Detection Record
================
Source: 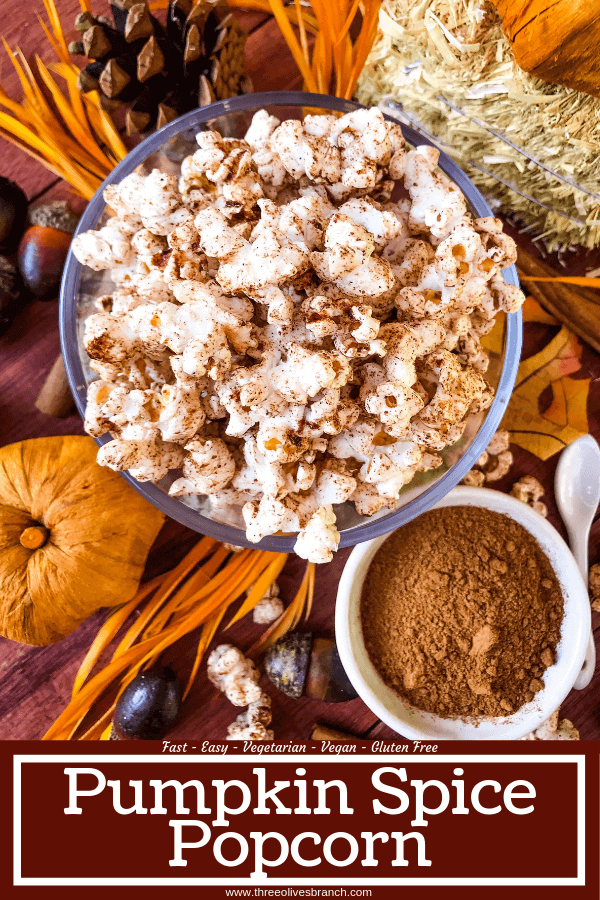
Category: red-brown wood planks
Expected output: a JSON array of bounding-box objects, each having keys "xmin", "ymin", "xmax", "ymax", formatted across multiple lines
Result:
[{"xmin": 0, "ymin": 1, "xmax": 599, "ymax": 743}]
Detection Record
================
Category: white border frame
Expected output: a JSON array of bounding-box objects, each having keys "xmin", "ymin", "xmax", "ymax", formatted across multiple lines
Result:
[{"xmin": 13, "ymin": 754, "xmax": 585, "ymax": 887}]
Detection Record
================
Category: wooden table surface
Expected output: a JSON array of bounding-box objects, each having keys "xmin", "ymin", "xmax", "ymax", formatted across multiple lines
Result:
[{"xmin": 1, "ymin": 0, "xmax": 599, "ymax": 743}]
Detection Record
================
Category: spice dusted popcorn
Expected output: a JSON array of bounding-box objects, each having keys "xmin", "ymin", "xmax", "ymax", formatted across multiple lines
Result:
[
  {"xmin": 226, "ymin": 693, "xmax": 274, "ymax": 741},
  {"xmin": 462, "ymin": 429, "xmax": 513, "ymax": 486},
  {"xmin": 590, "ymin": 564, "xmax": 600, "ymax": 612},
  {"xmin": 72, "ymin": 107, "xmax": 525, "ymax": 562},
  {"xmin": 252, "ymin": 581, "xmax": 284, "ymax": 625},
  {"xmin": 521, "ymin": 710, "xmax": 579, "ymax": 741},
  {"xmin": 207, "ymin": 644, "xmax": 263, "ymax": 707},
  {"xmin": 510, "ymin": 476, "xmax": 548, "ymax": 517},
  {"xmin": 207, "ymin": 643, "xmax": 274, "ymax": 741}
]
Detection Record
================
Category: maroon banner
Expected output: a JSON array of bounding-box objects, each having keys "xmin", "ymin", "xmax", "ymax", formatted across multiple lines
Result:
[{"xmin": 2, "ymin": 740, "xmax": 598, "ymax": 899}]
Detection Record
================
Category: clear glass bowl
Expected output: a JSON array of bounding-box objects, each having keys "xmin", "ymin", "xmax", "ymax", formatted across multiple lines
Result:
[{"xmin": 60, "ymin": 90, "xmax": 522, "ymax": 552}]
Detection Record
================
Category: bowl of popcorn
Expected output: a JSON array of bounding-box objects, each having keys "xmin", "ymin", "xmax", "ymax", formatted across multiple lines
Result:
[{"xmin": 60, "ymin": 90, "xmax": 524, "ymax": 563}]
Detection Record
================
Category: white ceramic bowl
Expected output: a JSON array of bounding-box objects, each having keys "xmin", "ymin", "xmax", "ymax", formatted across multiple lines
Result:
[{"xmin": 335, "ymin": 486, "xmax": 591, "ymax": 740}]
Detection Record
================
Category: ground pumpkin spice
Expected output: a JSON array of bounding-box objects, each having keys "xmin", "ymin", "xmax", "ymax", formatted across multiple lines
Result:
[{"xmin": 361, "ymin": 506, "xmax": 564, "ymax": 718}]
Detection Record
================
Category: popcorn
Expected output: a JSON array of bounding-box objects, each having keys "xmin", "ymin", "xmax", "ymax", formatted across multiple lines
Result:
[
  {"xmin": 294, "ymin": 505, "xmax": 340, "ymax": 564},
  {"xmin": 409, "ymin": 350, "xmax": 491, "ymax": 448},
  {"xmin": 338, "ymin": 197, "xmax": 405, "ymax": 251},
  {"xmin": 364, "ymin": 380, "xmax": 425, "ymax": 437},
  {"xmin": 463, "ymin": 430, "xmax": 513, "ymax": 486},
  {"xmin": 169, "ymin": 437, "xmax": 235, "ymax": 496},
  {"xmin": 302, "ymin": 294, "xmax": 384, "ymax": 359},
  {"xmin": 156, "ymin": 384, "xmax": 206, "ymax": 443},
  {"xmin": 313, "ymin": 459, "xmax": 357, "ymax": 506},
  {"xmin": 405, "ymin": 146, "xmax": 468, "ymax": 242},
  {"xmin": 589, "ymin": 563, "xmax": 600, "ymax": 612},
  {"xmin": 207, "ymin": 644, "xmax": 263, "ymax": 706},
  {"xmin": 75, "ymin": 107, "xmax": 525, "ymax": 561},
  {"xmin": 227, "ymin": 693, "xmax": 274, "ymax": 741},
  {"xmin": 270, "ymin": 343, "xmax": 351, "ymax": 404},
  {"xmin": 84, "ymin": 312, "xmax": 140, "ymax": 363},
  {"xmin": 138, "ymin": 170, "xmax": 193, "ymax": 235},
  {"xmin": 351, "ymin": 481, "xmax": 397, "ymax": 516},
  {"xmin": 97, "ymin": 436, "xmax": 184, "ymax": 482},
  {"xmin": 196, "ymin": 207, "xmax": 309, "ymax": 295},
  {"xmin": 72, "ymin": 218, "xmax": 135, "ymax": 272},
  {"xmin": 270, "ymin": 119, "xmax": 342, "ymax": 183},
  {"xmin": 510, "ymin": 475, "xmax": 548, "ymax": 517},
  {"xmin": 252, "ymin": 582, "xmax": 284, "ymax": 625},
  {"xmin": 312, "ymin": 216, "xmax": 395, "ymax": 296},
  {"xmin": 243, "ymin": 495, "xmax": 301, "ymax": 544},
  {"xmin": 330, "ymin": 108, "xmax": 391, "ymax": 190},
  {"xmin": 521, "ymin": 710, "xmax": 579, "ymax": 741}
]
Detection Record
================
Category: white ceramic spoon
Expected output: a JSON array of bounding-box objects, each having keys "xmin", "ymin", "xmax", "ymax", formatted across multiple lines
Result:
[{"xmin": 555, "ymin": 434, "xmax": 600, "ymax": 690}]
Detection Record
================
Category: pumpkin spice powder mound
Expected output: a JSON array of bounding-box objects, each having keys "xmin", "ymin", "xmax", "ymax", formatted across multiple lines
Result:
[{"xmin": 360, "ymin": 506, "xmax": 564, "ymax": 719}]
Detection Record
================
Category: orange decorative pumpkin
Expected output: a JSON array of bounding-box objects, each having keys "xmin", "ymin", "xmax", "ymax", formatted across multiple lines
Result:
[
  {"xmin": 0, "ymin": 436, "xmax": 164, "ymax": 645},
  {"xmin": 492, "ymin": 1, "xmax": 600, "ymax": 98}
]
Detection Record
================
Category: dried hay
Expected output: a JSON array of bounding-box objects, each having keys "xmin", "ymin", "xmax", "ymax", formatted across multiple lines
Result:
[{"xmin": 357, "ymin": 0, "xmax": 600, "ymax": 250}]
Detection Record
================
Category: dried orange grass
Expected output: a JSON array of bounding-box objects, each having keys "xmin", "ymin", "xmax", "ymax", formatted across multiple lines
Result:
[
  {"xmin": 0, "ymin": 0, "xmax": 126, "ymax": 199},
  {"xmin": 155, "ymin": 0, "xmax": 380, "ymax": 99},
  {"xmin": 43, "ymin": 538, "xmax": 314, "ymax": 741},
  {"xmin": 223, "ymin": 0, "xmax": 381, "ymax": 99},
  {"xmin": 519, "ymin": 275, "xmax": 600, "ymax": 288}
]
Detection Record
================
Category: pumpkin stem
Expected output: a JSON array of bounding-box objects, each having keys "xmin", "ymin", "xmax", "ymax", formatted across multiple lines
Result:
[{"xmin": 20, "ymin": 525, "xmax": 49, "ymax": 550}]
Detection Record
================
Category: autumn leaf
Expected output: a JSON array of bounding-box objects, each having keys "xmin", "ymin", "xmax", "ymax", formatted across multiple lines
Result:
[
  {"xmin": 501, "ymin": 326, "xmax": 590, "ymax": 460},
  {"xmin": 480, "ymin": 297, "xmax": 557, "ymax": 357},
  {"xmin": 522, "ymin": 296, "xmax": 557, "ymax": 326}
]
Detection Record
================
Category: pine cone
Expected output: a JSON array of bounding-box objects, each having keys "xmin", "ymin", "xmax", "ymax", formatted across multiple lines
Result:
[{"xmin": 70, "ymin": 0, "xmax": 252, "ymax": 136}]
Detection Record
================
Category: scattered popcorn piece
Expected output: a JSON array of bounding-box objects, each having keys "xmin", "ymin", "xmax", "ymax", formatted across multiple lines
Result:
[
  {"xmin": 227, "ymin": 692, "xmax": 274, "ymax": 741},
  {"xmin": 252, "ymin": 582, "xmax": 284, "ymax": 624},
  {"xmin": 510, "ymin": 475, "xmax": 548, "ymax": 517},
  {"xmin": 521, "ymin": 710, "xmax": 579, "ymax": 741},
  {"xmin": 462, "ymin": 469, "xmax": 486, "ymax": 488},
  {"xmin": 462, "ymin": 429, "xmax": 513, "ymax": 485},
  {"xmin": 589, "ymin": 563, "xmax": 600, "ymax": 612},
  {"xmin": 207, "ymin": 644, "xmax": 263, "ymax": 706}
]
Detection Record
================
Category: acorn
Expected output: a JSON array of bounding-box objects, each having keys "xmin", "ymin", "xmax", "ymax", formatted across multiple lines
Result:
[
  {"xmin": 0, "ymin": 177, "xmax": 28, "ymax": 253},
  {"xmin": 18, "ymin": 225, "xmax": 73, "ymax": 300},
  {"xmin": 265, "ymin": 632, "xmax": 358, "ymax": 702},
  {"xmin": 0, "ymin": 255, "xmax": 22, "ymax": 338},
  {"xmin": 112, "ymin": 667, "xmax": 181, "ymax": 740},
  {"xmin": 28, "ymin": 200, "xmax": 80, "ymax": 234}
]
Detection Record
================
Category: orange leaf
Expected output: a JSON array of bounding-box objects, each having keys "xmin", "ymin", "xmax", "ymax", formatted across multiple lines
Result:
[
  {"xmin": 521, "ymin": 296, "xmax": 557, "ymax": 326},
  {"xmin": 501, "ymin": 326, "xmax": 590, "ymax": 460},
  {"xmin": 544, "ymin": 377, "xmax": 591, "ymax": 432}
]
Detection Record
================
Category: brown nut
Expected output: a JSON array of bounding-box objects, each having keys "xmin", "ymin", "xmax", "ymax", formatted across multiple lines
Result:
[
  {"xmin": 0, "ymin": 255, "xmax": 22, "ymax": 337},
  {"xmin": 265, "ymin": 631, "xmax": 358, "ymax": 702},
  {"xmin": 28, "ymin": 200, "xmax": 80, "ymax": 235},
  {"xmin": 0, "ymin": 176, "xmax": 28, "ymax": 252},
  {"xmin": 18, "ymin": 225, "xmax": 72, "ymax": 300}
]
